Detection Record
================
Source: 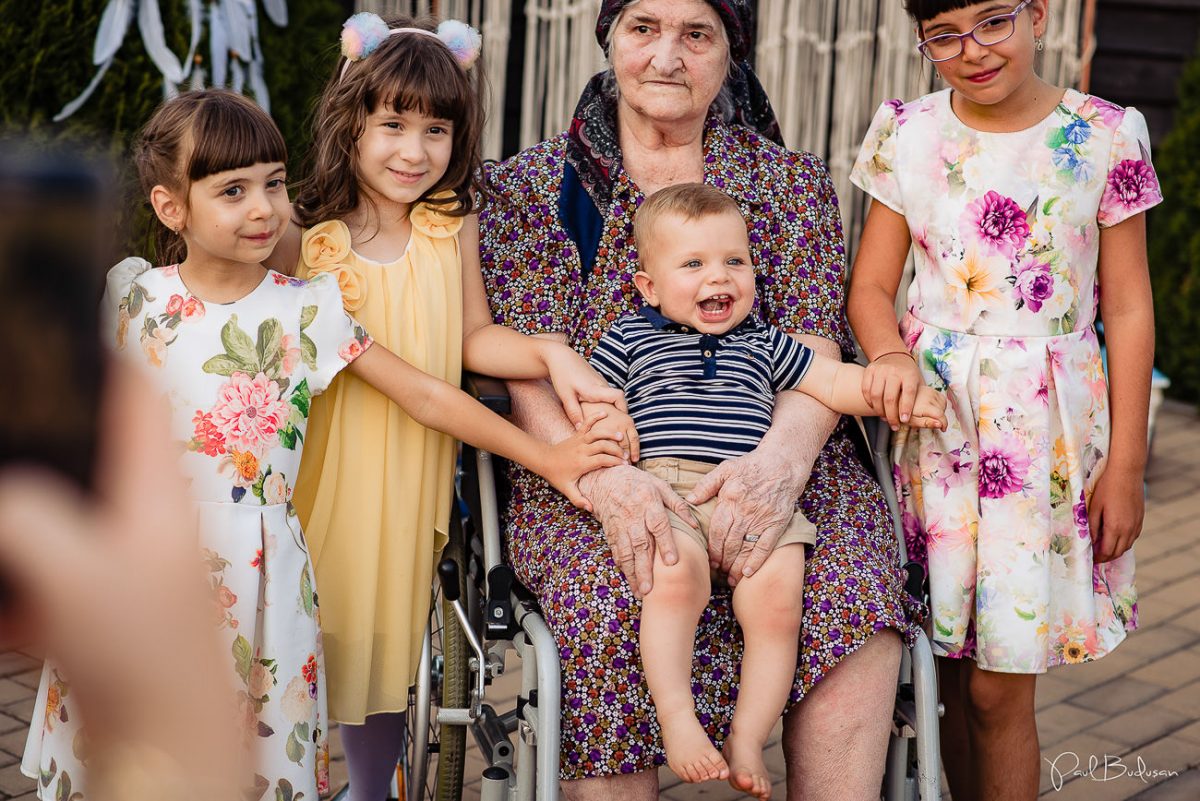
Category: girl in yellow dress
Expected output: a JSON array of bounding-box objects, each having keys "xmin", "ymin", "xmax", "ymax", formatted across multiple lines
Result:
[{"xmin": 270, "ymin": 14, "xmax": 630, "ymax": 798}]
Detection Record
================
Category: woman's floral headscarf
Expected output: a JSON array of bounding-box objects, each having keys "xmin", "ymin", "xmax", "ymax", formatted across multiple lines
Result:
[{"xmin": 566, "ymin": 0, "xmax": 783, "ymax": 208}]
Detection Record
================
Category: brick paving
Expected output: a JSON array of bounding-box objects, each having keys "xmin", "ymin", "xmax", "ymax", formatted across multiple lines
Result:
[{"xmin": 2, "ymin": 400, "xmax": 1198, "ymax": 799}]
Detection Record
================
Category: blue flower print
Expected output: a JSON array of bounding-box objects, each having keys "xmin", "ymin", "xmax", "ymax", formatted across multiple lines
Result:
[
  {"xmin": 923, "ymin": 331, "xmax": 960, "ymax": 389},
  {"xmin": 1052, "ymin": 146, "xmax": 1079, "ymax": 170},
  {"xmin": 1063, "ymin": 118, "xmax": 1092, "ymax": 144},
  {"xmin": 930, "ymin": 331, "xmax": 960, "ymax": 358},
  {"xmin": 1073, "ymin": 160, "xmax": 1096, "ymax": 184}
]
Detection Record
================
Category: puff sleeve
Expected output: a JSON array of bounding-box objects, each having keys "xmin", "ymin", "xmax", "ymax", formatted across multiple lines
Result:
[
  {"xmin": 102, "ymin": 257, "xmax": 153, "ymax": 353},
  {"xmin": 850, "ymin": 100, "xmax": 905, "ymax": 215},
  {"xmin": 299, "ymin": 272, "xmax": 374, "ymax": 396},
  {"xmin": 1098, "ymin": 106, "xmax": 1163, "ymax": 228}
]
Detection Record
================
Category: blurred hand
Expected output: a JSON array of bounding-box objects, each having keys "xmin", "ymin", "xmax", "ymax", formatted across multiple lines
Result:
[{"xmin": 0, "ymin": 363, "xmax": 245, "ymax": 800}]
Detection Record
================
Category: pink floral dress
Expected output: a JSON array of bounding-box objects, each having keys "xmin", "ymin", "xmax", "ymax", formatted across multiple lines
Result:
[
  {"xmin": 850, "ymin": 89, "xmax": 1162, "ymax": 673},
  {"xmin": 22, "ymin": 258, "xmax": 372, "ymax": 800}
]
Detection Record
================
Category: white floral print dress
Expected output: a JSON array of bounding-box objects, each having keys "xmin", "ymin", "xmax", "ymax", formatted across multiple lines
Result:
[
  {"xmin": 850, "ymin": 89, "xmax": 1162, "ymax": 673},
  {"xmin": 22, "ymin": 259, "xmax": 372, "ymax": 800}
]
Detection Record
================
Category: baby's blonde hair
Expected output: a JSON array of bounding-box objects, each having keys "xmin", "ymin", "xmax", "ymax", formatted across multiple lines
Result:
[{"xmin": 633, "ymin": 183, "xmax": 743, "ymax": 258}]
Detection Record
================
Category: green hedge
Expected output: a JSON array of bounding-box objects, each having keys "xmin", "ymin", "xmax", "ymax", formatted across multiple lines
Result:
[
  {"xmin": 1148, "ymin": 44, "xmax": 1200, "ymax": 404},
  {"xmin": 0, "ymin": 0, "xmax": 347, "ymax": 259}
]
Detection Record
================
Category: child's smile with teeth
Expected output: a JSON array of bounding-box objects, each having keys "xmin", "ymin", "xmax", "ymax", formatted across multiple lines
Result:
[{"xmin": 634, "ymin": 208, "xmax": 757, "ymax": 335}]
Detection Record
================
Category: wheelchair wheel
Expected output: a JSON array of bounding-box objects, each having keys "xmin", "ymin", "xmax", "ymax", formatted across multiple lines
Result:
[{"xmin": 403, "ymin": 512, "xmax": 470, "ymax": 801}]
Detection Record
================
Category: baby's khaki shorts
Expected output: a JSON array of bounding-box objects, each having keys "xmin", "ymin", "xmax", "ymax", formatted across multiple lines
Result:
[{"xmin": 638, "ymin": 456, "xmax": 816, "ymax": 552}]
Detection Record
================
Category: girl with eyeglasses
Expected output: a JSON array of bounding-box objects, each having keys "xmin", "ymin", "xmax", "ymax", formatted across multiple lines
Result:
[{"xmin": 847, "ymin": 1, "xmax": 1161, "ymax": 798}]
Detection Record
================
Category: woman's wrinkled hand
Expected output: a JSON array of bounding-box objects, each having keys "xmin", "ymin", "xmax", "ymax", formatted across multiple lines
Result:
[
  {"xmin": 863, "ymin": 351, "xmax": 926, "ymax": 431},
  {"xmin": 578, "ymin": 464, "xmax": 695, "ymax": 599},
  {"xmin": 686, "ymin": 448, "xmax": 807, "ymax": 587}
]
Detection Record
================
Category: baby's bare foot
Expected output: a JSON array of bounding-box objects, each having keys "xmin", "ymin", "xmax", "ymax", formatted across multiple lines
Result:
[
  {"xmin": 659, "ymin": 710, "xmax": 729, "ymax": 783},
  {"xmin": 724, "ymin": 734, "xmax": 772, "ymax": 800}
]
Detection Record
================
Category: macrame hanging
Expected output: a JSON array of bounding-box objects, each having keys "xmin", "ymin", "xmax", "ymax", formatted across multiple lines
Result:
[{"xmin": 56, "ymin": 0, "xmax": 289, "ymax": 122}]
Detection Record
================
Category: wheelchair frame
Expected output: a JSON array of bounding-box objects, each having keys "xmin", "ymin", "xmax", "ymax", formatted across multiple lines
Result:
[{"xmin": 404, "ymin": 378, "xmax": 942, "ymax": 801}]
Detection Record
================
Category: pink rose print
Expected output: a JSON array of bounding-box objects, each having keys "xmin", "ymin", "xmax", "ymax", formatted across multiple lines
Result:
[
  {"xmin": 978, "ymin": 436, "xmax": 1031, "ymax": 499},
  {"xmin": 209, "ymin": 372, "xmax": 290, "ymax": 457},
  {"xmin": 166, "ymin": 294, "xmax": 184, "ymax": 315},
  {"xmin": 962, "ymin": 190, "xmax": 1030, "ymax": 258},
  {"xmin": 181, "ymin": 296, "xmax": 206, "ymax": 321},
  {"xmin": 339, "ymin": 339, "xmax": 366, "ymax": 362},
  {"xmin": 1010, "ymin": 258, "xmax": 1054, "ymax": 312},
  {"xmin": 281, "ymin": 334, "xmax": 301, "ymax": 377},
  {"xmin": 1102, "ymin": 159, "xmax": 1159, "ymax": 213}
]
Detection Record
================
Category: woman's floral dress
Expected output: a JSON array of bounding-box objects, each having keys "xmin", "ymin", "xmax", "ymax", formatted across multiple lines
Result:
[
  {"xmin": 850, "ymin": 89, "xmax": 1162, "ymax": 672},
  {"xmin": 22, "ymin": 259, "xmax": 372, "ymax": 800},
  {"xmin": 480, "ymin": 118, "xmax": 922, "ymax": 779}
]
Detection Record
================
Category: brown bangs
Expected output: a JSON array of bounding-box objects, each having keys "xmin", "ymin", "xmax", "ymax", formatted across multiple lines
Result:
[
  {"xmin": 370, "ymin": 34, "xmax": 471, "ymax": 124},
  {"xmin": 186, "ymin": 92, "xmax": 288, "ymax": 182},
  {"xmin": 134, "ymin": 90, "xmax": 289, "ymax": 264}
]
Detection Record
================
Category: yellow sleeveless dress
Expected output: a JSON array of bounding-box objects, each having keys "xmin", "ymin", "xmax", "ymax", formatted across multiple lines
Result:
[{"xmin": 294, "ymin": 204, "xmax": 462, "ymax": 723}]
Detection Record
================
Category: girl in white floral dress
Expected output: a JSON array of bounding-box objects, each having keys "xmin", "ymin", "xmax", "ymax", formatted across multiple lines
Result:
[
  {"xmin": 846, "ymin": 1, "xmax": 1161, "ymax": 798},
  {"xmin": 21, "ymin": 90, "xmax": 623, "ymax": 801}
]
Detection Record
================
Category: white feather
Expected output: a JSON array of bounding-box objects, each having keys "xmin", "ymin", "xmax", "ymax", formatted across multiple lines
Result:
[
  {"xmin": 222, "ymin": 0, "xmax": 252, "ymax": 59},
  {"xmin": 138, "ymin": 0, "xmax": 184, "ymax": 83},
  {"xmin": 181, "ymin": 0, "xmax": 203, "ymax": 78},
  {"xmin": 249, "ymin": 57, "xmax": 270, "ymax": 114},
  {"xmin": 261, "ymin": 0, "xmax": 287, "ymax": 28},
  {"xmin": 92, "ymin": 0, "xmax": 133, "ymax": 66},
  {"xmin": 190, "ymin": 63, "xmax": 206, "ymax": 91},
  {"xmin": 54, "ymin": 58, "xmax": 115, "ymax": 121},
  {"xmin": 164, "ymin": 79, "xmax": 179, "ymax": 100},
  {"xmin": 209, "ymin": 1, "xmax": 228, "ymax": 87},
  {"xmin": 230, "ymin": 58, "xmax": 245, "ymax": 93}
]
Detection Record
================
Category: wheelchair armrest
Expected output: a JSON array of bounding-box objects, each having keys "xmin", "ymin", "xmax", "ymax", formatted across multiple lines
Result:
[{"xmin": 464, "ymin": 371, "xmax": 512, "ymax": 416}]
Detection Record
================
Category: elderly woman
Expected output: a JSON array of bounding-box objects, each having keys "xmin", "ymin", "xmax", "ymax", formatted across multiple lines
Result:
[{"xmin": 478, "ymin": 1, "xmax": 921, "ymax": 798}]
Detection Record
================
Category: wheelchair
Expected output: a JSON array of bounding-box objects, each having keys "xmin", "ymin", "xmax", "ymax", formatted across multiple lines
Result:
[{"xmin": 398, "ymin": 376, "xmax": 943, "ymax": 801}]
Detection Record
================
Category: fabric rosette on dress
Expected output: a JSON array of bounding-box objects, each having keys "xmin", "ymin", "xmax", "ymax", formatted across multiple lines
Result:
[{"xmin": 303, "ymin": 221, "xmax": 365, "ymax": 312}]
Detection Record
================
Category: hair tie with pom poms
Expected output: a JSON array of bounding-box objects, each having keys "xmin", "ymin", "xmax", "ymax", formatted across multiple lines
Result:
[
  {"xmin": 434, "ymin": 20, "xmax": 482, "ymax": 70},
  {"xmin": 339, "ymin": 12, "xmax": 481, "ymax": 80}
]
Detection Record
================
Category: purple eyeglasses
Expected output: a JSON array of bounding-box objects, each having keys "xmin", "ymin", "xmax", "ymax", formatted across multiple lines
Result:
[{"xmin": 917, "ymin": 0, "xmax": 1032, "ymax": 63}]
